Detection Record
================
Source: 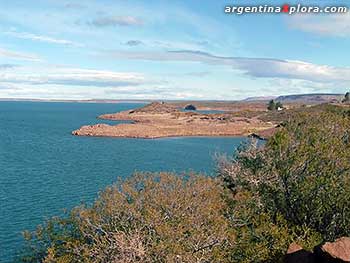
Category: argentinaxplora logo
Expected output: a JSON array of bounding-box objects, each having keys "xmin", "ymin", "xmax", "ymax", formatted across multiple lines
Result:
[{"xmin": 224, "ymin": 4, "xmax": 348, "ymax": 15}]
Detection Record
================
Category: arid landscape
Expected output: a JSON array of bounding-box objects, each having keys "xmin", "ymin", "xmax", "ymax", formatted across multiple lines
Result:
[
  {"xmin": 72, "ymin": 101, "xmax": 277, "ymax": 139},
  {"xmin": 72, "ymin": 94, "xmax": 345, "ymax": 139}
]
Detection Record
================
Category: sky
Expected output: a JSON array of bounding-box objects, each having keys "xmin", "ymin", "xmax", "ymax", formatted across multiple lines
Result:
[{"xmin": 0, "ymin": 0, "xmax": 350, "ymax": 100}]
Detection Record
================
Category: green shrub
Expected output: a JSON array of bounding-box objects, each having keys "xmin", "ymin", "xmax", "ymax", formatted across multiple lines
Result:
[
  {"xmin": 267, "ymin": 100, "xmax": 276, "ymax": 111},
  {"xmin": 342, "ymin": 92, "xmax": 350, "ymax": 103},
  {"xmin": 218, "ymin": 105, "xmax": 350, "ymax": 261},
  {"xmin": 20, "ymin": 173, "xmax": 235, "ymax": 263}
]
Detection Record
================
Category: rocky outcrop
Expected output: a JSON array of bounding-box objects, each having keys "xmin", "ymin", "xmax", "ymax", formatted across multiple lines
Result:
[
  {"xmin": 284, "ymin": 237, "xmax": 350, "ymax": 263},
  {"xmin": 316, "ymin": 237, "xmax": 350, "ymax": 262},
  {"xmin": 72, "ymin": 124, "xmax": 112, "ymax": 137}
]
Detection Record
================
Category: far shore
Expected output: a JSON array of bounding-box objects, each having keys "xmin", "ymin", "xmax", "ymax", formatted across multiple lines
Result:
[
  {"xmin": 72, "ymin": 101, "xmax": 278, "ymax": 139},
  {"xmin": 0, "ymin": 98, "xmax": 151, "ymax": 104}
]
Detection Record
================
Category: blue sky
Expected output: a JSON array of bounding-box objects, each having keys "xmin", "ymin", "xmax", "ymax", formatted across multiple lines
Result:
[{"xmin": 0, "ymin": 0, "xmax": 350, "ymax": 100}]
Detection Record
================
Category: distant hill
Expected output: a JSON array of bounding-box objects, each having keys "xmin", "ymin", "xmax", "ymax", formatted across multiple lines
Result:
[
  {"xmin": 275, "ymin": 93, "xmax": 343, "ymax": 104},
  {"xmin": 242, "ymin": 96, "xmax": 277, "ymax": 102}
]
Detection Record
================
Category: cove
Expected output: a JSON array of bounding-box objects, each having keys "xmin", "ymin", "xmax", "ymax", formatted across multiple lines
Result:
[{"xmin": 0, "ymin": 101, "xmax": 246, "ymax": 262}]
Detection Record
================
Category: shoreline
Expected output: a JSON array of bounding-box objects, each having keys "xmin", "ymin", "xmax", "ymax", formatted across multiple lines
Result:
[
  {"xmin": 72, "ymin": 102, "xmax": 277, "ymax": 139},
  {"xmin": 73, "ymin": 132, "xmax": 252, "ymax": 140}
]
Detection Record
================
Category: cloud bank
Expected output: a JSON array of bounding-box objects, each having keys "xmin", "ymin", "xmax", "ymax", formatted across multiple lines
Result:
[
  {"xmin": 108, "ymin": 50, "xmax": 350, "ymax": 83},
  {"xmin": 0, "ymin": 68, "xmax": 147, "ymax": 87}
]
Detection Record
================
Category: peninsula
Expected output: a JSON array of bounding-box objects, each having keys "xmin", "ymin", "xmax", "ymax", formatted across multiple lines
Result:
[{"xmin": 72, "ymin": 101, "xmax": 278, "ymax": 139}]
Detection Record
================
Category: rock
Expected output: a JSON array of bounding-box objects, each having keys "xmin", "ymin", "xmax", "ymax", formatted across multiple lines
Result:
[
  {"xmin": 284, "ymin": 238, "xmax": 350, "ymax": 263},
  {"xmin": 288, "ymin": 243, "xmax": 304, "ymax": 254},
  {"xmin": 184, "ymin": 104, "xmax": 196, "ymax": 111},
  {"xmin": 249, "ymin": 133, "xmax": 266, "ymax": 140},
  {"xmin": 315, "ymin": 237, "xmax": 350, "ymax": 262},
  {"xmin": 284, "ymin": 243, "xmax": 315, "ymax": 263}
]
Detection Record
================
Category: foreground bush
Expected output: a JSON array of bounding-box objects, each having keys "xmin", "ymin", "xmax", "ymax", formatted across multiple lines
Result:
[
  {"xmin": 218, "ymin": 105, "xmax": 350, "ymax": 261},
  {"xmin": 21, "ymin": 173, "xmax": 235, "ymax": 263}
]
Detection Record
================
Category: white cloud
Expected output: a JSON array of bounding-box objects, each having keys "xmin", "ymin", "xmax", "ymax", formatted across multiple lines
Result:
[
  {"xmin": 0, "ymin": 47, "xmax": 42, "ymax": 61},
  {"xmin": 0, "ymin": 66, "xmax": 171, "ymax": 100},
  {"xmin": 0, "ymin": 63, "xmax": 225, "ymax": 100},
  {"xmin": 4, "ymin": 31, "xmax": 83, "ymax": 47},
  {"xmin": 0, "ymin": 67, "xmax": 147, "ymax": 87},
  {"xmin": 287, "ymin": 13, "xmax": 350, "ymax": 37},
  {"xmin": 90, "ymin": 16, "xmax": 144, "ymax": 27},
  {"xmin": 107, "ymin": 50, "xmax": 350, "ymax": 83}
]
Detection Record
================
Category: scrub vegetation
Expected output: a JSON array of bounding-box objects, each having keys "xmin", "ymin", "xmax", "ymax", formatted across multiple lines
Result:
[{"xmin": 20, "ymin": 104, "xmax": 350, "ymax": 262}]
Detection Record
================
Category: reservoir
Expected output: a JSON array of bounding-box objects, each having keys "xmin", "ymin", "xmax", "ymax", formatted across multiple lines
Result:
[{"xmin": 0, "ymin": 101, "xmax": 245, "ymax": 262}]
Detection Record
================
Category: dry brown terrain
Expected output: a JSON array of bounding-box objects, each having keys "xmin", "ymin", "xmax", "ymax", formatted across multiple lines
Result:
[{"xmin": 72, "ymin": 102, "xmax": 278, "ymax": 139}]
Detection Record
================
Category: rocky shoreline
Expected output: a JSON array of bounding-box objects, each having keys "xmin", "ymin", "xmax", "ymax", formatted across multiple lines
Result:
[{"xmin": 72, "ymin": 102, "xmax": 277, "ymax": 139}]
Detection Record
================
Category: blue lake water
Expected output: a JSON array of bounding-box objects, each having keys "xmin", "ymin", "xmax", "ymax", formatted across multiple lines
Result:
[{"xmin": 0, "ymin": 102, "xmax": 245, "ymax": 262}]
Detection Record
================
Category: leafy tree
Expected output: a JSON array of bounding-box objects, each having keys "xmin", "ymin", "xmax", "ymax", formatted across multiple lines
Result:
[
  {"xmin": 267, "ymin": 100, "xmax": 283, "ymax": 111},
  {"xmin": 267, "ymin": 99, "xmax": 276, "ymax": 111}
]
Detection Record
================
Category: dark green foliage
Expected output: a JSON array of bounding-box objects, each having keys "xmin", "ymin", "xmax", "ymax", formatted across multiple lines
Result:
[
  {"xmin": 267, "ymin": 99, "xmax": 276, "ymax": 111},
  {"xmin": 267, "ymin": 100, "xmax": 283, "ymax": 111},
  {"xmin": 219, "ymin": 104, "xmax": 350, "ymax": 261},
  {"xmin": 263, "ymin": 112, "xmax": 350, "ymax": 239}
]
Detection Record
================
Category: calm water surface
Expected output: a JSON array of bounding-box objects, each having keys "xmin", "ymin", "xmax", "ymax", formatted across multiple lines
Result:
[{"xmin": 0, "ymin": 102, "xmax": 245, "ymax": 262}]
